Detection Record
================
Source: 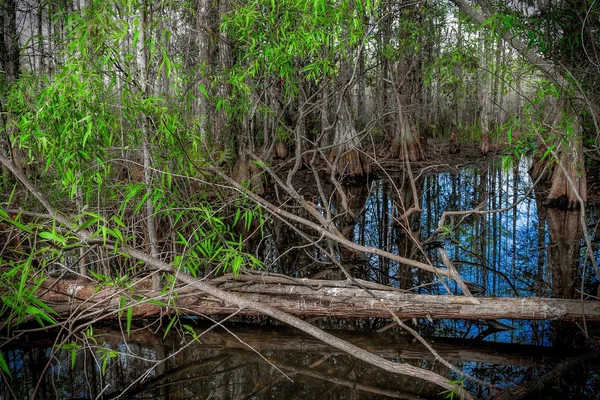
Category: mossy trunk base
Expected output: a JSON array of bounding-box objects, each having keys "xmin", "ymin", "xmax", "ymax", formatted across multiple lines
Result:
[
  {"xmin": 330, "ymin": 148, "xmax": 370, "ymax": 183},
  {"xmin": 233, "ymin": 156, "xmax": 264, "ymax": 195}
]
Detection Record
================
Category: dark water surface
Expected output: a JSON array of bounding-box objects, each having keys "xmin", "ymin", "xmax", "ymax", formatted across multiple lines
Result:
[{"xmin": 2, "ymin": 160, "xmax": 599, "ymax": 399}]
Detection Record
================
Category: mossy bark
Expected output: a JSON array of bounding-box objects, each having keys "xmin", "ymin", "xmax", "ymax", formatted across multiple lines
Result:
[
  {"xmin": 532, "ymin": 107, "xmax": 587, "ymax": 210},
  {"xmin": 233, "ymin": 152, "xmax": 264, "ymax": 195},
  {"xmin": 330, "ymin": 97, "xmax": 369, "ymax": 182},
  {"xmin": 545, "ymin": 136, "xmax": 587, "ymax": 210}
]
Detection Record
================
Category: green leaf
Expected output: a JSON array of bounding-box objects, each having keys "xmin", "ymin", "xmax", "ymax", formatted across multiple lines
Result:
[
  {"xmin": 0, "ymin": 211, "xmax": 33, "ymax": 234},
  {"xmin": 118, "ymin": 297, "xmax": 126, "ymax": 318},
  {"xmin": 147, "ymin": 299, "xmax": 168, "ymax": 307},
  {"xmin": 101, "ymin": 352, "xmax": 110, "ymax": 374},
  {"xmin": 39, "ymin": 231, "xmax": 67, "ymax": 246},
  {"xmin": 126, "ymin": 306, "xmax": 132, "ymax": 336},
  {"xmin": 25, "ymin": 306, "xmax": 55, "ymax": 325},
  {"xmin": 163, "ymin": 316, "xmax": 177, "ymax": 338},
  {"xmin": 0, "ymin": 352, "xmax": 11, "ymax": 377},
  {"xmin": 71, "ymin": 346, "xmax": 79, "ymax": 368},
  {"xmin": 183, "ymin": 324, "xmax": 201, "ymax": 343},
  {"xmin": 29, "ymin": 295, "xmax": 58, "ymax": 316}
]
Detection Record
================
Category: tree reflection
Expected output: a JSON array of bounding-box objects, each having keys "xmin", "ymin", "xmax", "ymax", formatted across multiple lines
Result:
[{"xmin": 2, "ymin": 325, "xmax": 598, "ymax": 399}]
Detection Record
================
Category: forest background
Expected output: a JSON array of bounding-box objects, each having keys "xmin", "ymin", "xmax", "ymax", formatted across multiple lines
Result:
[{"xmin": 0, "ymin": 0, "xmax": 599, "ymax": 398}]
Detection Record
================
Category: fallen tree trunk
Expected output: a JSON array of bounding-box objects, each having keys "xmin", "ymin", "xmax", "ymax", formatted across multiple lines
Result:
[{"xmin": 38, "ymin": 275, "xmax": 600, "ymax": 322}]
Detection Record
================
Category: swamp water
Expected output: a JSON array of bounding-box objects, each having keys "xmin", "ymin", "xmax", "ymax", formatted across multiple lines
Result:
[{"xmin": 2, "ymin": 160, "xmax": 599, "ymax": 399}]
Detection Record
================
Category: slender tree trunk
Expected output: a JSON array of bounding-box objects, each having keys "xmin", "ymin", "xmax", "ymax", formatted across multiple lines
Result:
[
  {"xmin": 139, "ymin": 0, "xmax": 160, "ymax": 290},
  {"xmin": 0, "ymin": 0, "xmax": 19, "ymax": 183},
  {"xmin": 479, "ymin": 32, "xmax": 492, "ymax": 155},
  {"xmin": 215, "ymin": 0, "xmax": 231, "ymax": 145},
  {"xmin": 320, "ymin": 79, "xmax": 331, "ymax": 148},
  {"xmin": 195, "ymin": 0, "xmax": 211, "ymax": 136},
  {"xmin": 0, "ymin": 0, "xmax": 19, "ymax": 86}
]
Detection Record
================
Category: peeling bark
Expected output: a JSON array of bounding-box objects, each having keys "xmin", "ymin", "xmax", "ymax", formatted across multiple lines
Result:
[{"xmin": 36, "ymin": 276, "xmax": 600, "ymax": 322}]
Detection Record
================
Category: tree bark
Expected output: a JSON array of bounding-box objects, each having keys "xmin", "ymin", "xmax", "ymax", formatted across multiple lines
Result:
[
  {"xmin": 330, "ymin": 93, "xmax": 368, "ymax": 181},
  {"xmin": 546, "ymin": 209, "xmax": 583, "ymax": 299},
  {"xmin": 215, "ymin": 0, "xmax": 231, "ymax": 145},
  {"xmin": 139, "ymin": 0, "xmax": 160, "ymax": 290},
  {"xmin": 0, "ymin": 0, "xmax": 20, "ymax": 86},
  {"xmin": 545, "ymin": 121, "xmax": 587, "ymax": 210},
  {"xmin": 38, "ymin": 276, "xmax": 600, "ymax": 321},
  {"xmin": 195, "ymin": 0, "xmax": 211, "ymax": 137}
]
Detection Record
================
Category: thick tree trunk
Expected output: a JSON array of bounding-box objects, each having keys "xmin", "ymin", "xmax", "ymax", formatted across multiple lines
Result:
[
  {"xmin": 546, "ymin": 209, "xmax": 582, "ymax": 299},
  {"xmin": 328, "ymin": 33, "xmax": 369, "ymax": 182},
  {"xmin": 233, "ymin": 103, "xmax": 264, "ymax": 194},
  {"xmin": 330, "ymin": 95, "xmax": 369, "ymax": 181},
  {"xmin": 38, "ymin": 276, "xmax": 600, "ymax": 321},
  {"xmin": 531, "ymin": 106, "xmax": 587, "ymax": 210},
  {"xmin": 390, "ymin": 58, "xmax": 425, "ymax": 162},
  {"xmin": 545, "ymin": 123, "xmax": 587, "ymax": 209},
  {"xmin": 391, "ymin": 104, "xmax": 425, "ymax": 161},
  {"xmin": 233, "ymin": 150, "xmax": 263, "ymax": 194}
]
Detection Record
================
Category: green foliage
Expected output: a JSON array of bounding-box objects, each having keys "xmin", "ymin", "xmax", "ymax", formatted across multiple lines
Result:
[
  {"xmin": 60, "ymin": 342, "xmax": 83, "ymax": 369},
  {"xmin": 223, "ymin": 0, "xmax": 373, "ymax": 99},
  {"xmin": 0, "ymin": 253, "xmax": 58, "ymax": 331},
  {"xmin": 501, "ymin": 154, "xmax": 514, "ymax": 172},
  {"xmin": 97, "ymin": 346, "xmax": 119, "ymax": 375},
  {"xmin": 183, "ymin": 324, "xmax": 202, "ymax": 343},
  {"xmin": 0, "ymin": 0, "xmax": 264, "ymax": 337},
  {"xmin": 439, "ymin": 379, "xmax": 466, "ymax": 399}
]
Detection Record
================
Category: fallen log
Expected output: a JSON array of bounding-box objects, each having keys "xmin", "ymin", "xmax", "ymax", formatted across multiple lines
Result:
[{"xmin": 36, "ymin": 275, "xmax": 600, "ymax": 322}]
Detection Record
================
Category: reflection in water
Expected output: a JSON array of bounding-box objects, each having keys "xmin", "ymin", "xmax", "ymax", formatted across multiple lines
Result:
[
  {"xmin": 2, "ymin": 325, "xmax": 598, "ymax": 399},
  {"xmin": 2, "ymin": 160, "xmax": 598, "ymax": 399},
  {"xmin": 257, "ymin": 160, "xmax": 598, "ymax": 343},
  {"xmin": 361, "ymin": 160, "xmax": 543, "ymax": 298},
  {"xmin": 308, "ymin": 159, "xmax": 599, "ymax": 348}
]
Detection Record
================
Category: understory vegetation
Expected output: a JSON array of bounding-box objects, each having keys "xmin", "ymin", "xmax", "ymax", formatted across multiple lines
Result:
[{"xmin": 0, "ymin": 0, "xmax": 599, "ymax": 398}]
